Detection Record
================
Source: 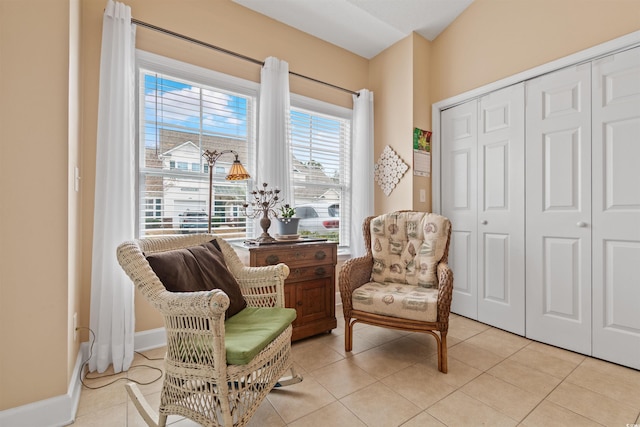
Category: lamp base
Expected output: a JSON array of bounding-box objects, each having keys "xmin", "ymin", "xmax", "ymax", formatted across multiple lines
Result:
[
  {"xmin": 254, "ymin": 233, "xmax": 276, "ymax": 243},
  {"xmin": 255, "ymin": 216, "xmax": 275, "ymax": 243}
]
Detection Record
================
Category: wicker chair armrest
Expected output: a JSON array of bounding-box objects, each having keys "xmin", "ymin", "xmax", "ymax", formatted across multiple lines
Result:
[
  {"xmin": 436, "ymin": 262, "xmax": 454, "ymax": 323},
  {"xmin": 157, "ymin": 288, "xmax": 230, "ymax": 318},
  {"xmin": 235, "ymin": 264, "xmax": 290, "ymax": 308},
  {"xmin": 338, "ymin": 255, "xmax": 373, "ymax": 313},
  {"xmin": 215, "ymin": 237, "xmax": 290, "ymax": 307},
  {"xmin": 233, "ymin": 263, "xmax": 290, "ymax": 283}
]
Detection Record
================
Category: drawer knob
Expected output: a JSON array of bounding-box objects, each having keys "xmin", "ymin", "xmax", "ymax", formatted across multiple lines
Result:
[
  {"xmin": 297, "ymin": 301, "xmax": 303, "ymax": 306},
  {"xmin": 315, "ymin": 251, "xmax": 327, "ymax": 260},
  {"xmin": 315, "ymin": 267, "xmax": 326, "ymax": 276},
  {"xmin": 265, "ymin": 254, "xmax": 280, "ymax": 265}
]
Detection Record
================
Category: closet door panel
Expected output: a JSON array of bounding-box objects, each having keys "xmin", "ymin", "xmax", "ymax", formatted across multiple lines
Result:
[
  {"xmin": 592, "ymin": 47, "xmax": 640, "ymax": 369},
  {"xmin": 526, "ymin": 64, "xmax": 592, "ymax": 355},
  {"xmin": 477, "ymin": 84, "xmax": 525, "ymax": 335},
  {"xmin": 441, "ymin": 101, "xmax": 478, "ymax": 319}
]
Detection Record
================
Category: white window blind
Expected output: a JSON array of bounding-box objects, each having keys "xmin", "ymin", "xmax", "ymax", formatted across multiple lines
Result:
[
  {"xmin": 289, "ymin": 96, "xmax": 352, "ymax": 246},
  {"xmin": 137, "ymin": 52, "xmax": 257, "ymax": 238}
]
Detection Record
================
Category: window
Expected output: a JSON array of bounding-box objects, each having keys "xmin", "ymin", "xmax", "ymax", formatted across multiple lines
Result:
[
  {"xmin": 289, "ymin": 95, "xmax": 352, "ymax": 246},
  {"xmin": 136, "ymin": 51, "xmax": 353, "ymax": 247},
  {"xmin": 144, "ymin": 198, "xmax": 162, "ymax": 217},
  {"xmin": 136, "ymin": 51, "xmax": 258, "ymax": 238}
]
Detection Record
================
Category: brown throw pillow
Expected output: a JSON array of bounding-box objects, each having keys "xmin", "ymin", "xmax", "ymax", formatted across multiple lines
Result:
[{"xmin": 146, "ymin": 239, "xmax": 247, "ymax": 319}]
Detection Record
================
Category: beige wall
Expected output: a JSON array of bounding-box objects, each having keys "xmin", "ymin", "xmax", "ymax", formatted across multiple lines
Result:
[
  {"xmin": 412, "ymin": 33, "xmax": 432, "ymax": 212},
  {"xmin": 369, "ymin": 32, "xmax": 433, "ymax": 215},
  {"xmin": 369, "ymin": 35, "xmax": 414, "ymax": 214},
  {"xmin": 0, "ymin": 0, "xmax": 78, "ymax": 410},
  {"xmin": 431, "ymin": 0, "xmax": 640, "ymax": 103},
  {"xmin": 1, "ymin": 0, "xmax": 638, "ymax": 413}
]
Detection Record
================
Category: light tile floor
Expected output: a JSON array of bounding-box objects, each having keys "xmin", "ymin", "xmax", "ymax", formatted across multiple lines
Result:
[{"xmin": 71, "ymin": 311, "xmax": 640, "ymax": 426}]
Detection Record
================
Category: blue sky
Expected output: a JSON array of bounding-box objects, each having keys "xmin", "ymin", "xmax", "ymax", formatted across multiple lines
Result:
[{"xmin": 143, "ymin": 73, "xmax": 248, "ymax": 148}]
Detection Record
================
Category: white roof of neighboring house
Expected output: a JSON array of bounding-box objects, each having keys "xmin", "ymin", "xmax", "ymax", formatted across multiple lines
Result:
[{"xmin": 161, "ymin": 140, "xmax": 199, "ymax": 157}]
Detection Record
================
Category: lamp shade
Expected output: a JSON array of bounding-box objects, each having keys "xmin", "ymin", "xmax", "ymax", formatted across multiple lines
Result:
[{"xmin": 226, "ymin": 159, "xmax": 251, "ymax": 181}]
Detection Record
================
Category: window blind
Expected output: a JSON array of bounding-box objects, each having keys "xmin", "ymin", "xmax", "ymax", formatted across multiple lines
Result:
[
  {"xmin": 138, "ymin": 69, "xmax": 255, "ymax": 238},
  {"xmin": 289, "ymin": 104, "xmax": 351, "ymax": 245}
]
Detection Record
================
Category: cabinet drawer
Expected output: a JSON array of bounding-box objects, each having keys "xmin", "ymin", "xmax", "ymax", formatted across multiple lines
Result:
[
  {"xmin": 253, "ymin": 245, "xmax": 335, "ymax": 267},
  {"xmin": 287, "ymin": 264, "xmax": 333, "ymax": 282}
]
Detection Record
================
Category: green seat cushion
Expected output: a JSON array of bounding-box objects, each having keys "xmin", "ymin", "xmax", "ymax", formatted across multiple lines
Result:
[{"xmin": 224, "ymin": 307, "xmax": 297, "ymax": 365}]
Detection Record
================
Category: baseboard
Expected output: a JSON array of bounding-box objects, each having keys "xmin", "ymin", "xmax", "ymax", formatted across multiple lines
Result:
[
  {"xmin": 0, "ymin": 343, "xmax": 88, "ymax": 427},
  {"xmin": 133, "ymin": 327, "xmax": 167, "ymax": 352},
  {"xmin": 0, "ymin": 328, "xmax": 167, "ymax": 427}
]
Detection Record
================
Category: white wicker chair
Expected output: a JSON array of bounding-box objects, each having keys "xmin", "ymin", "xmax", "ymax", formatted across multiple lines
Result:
[{"xmin": 117, "ymin": 233, "xmax": 302, "ymax": 427}]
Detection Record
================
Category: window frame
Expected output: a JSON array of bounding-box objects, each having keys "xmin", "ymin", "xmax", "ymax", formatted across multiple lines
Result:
[
  {"xmin": 134, "ymin": 51, "xmax": 353, "ymax": 249},
  {"xmin": 135, "ymin": 50, "xmax": 259, "ymax": 238},
  {"xmin": 289, "ymin": 93, "xmax": 352, "ymax": 249}
]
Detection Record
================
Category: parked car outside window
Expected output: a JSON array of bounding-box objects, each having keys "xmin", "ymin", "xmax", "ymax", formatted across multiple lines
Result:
[
  {"xmin": 178, "ymin": 211, "xmax": 208, "ymax": 233},
  {"xmin": 295, "ymin": 202, "xmax": 339, "ymax": 239}
]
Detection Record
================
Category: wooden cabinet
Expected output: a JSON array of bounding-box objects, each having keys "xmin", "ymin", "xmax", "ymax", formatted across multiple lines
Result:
[{"xmin": 248, "ymin": 241, "xmax": 337, "ymax": 341}]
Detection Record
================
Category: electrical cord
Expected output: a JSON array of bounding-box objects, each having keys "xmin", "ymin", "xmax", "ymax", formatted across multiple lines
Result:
[{"xmin": 76, "ymin": 327, "xmax": 164, "ymax": 390}]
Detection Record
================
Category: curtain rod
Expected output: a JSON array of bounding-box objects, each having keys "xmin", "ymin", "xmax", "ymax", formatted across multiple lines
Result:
[{"xmin": 131, "ymin": 18, "xmax": 360, "ymax": 97}]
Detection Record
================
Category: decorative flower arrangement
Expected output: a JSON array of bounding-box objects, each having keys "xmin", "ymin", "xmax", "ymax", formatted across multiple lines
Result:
[
  {"xmin": 242, "ymin": 183, "xmax": 290, "ymax": 242},
  {"xmin": 243, "ymin": 183, "xmax": 281, "ymax": 217}
]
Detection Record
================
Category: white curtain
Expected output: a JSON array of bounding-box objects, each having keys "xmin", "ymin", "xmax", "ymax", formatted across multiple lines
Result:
[
  {"xmin": 89, "ymin": 0, "xmax": 136, "ymax": 374},
  {"xmin": 350, "ymin": 89, "xmax": 375, "ymax": 257},
  {"xmin": 257, "ymin": 57, "xmax": 292, "ymax": 205}
]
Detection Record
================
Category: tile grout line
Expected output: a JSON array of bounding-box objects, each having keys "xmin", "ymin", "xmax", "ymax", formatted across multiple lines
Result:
[
  {"xmin": 439, "ymin": 333, "xmax": 556, "ymax": 425},
  {"xmin": 515, "ymin": 356, "xmax": 601, "ymax": 426},
  {"xmin": 413, "ymin": 323, "xmax": 509, "ymax": 426}
]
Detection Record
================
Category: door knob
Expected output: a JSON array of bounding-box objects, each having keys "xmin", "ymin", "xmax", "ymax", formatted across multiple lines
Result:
[
  {"xmin": 576, "ymin": 221, "xmax": 587, "ymax": 228},
  {"xmin": 480, "ymin": 220, "xmax": 488, "ymax": 225}
]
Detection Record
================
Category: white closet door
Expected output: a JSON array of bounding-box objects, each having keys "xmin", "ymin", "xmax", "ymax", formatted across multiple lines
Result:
[
  {"xmin": 526, "ymin": 64, "xmax": 592, "ymax": 355},
  {"xmin": 441, "ymin": 100, "xmax": 478, "ymax": 319},
  {"xmin": 477, "ymin": 84, "xmax": 525, "ymax": 335},
  {"xmin": 592, "ymin": 47, "xmax": 640, "ymax": 369}
]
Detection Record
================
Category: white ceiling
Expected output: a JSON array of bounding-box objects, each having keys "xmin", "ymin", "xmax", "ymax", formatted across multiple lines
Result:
[{"xmin": 232, "ymin": 0, "xmax": 475, "ymax": 59}]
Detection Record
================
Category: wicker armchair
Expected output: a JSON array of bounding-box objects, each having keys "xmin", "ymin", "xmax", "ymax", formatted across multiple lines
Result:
[
  {"xmin": 339, "ymin": 211, "xmax": 453, "ymax": 373},
  {"xmin": 117, "ymin": 234, "xmax": 302, "ymax": 427}
]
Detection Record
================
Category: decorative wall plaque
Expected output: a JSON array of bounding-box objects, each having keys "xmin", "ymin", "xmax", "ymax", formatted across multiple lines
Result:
[{"xmin": 374, "ymin": 145, "xmax": 409, "ymax": 196}]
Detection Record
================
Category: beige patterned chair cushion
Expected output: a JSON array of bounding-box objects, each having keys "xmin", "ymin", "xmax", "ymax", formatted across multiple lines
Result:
[
  {"xmin": 369, "ymin": 212, "xmax": 451, "ymax": 288},
  {"xmin": 352, "ymin": 281, "xmax": 438, "ymax": 322}
]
